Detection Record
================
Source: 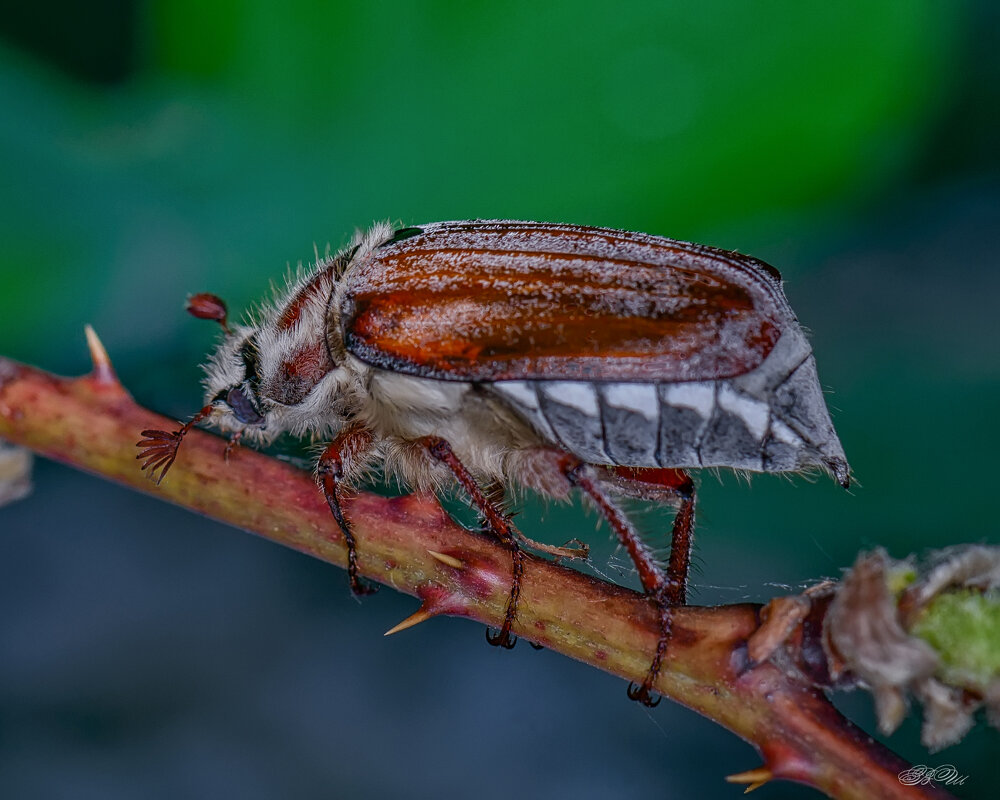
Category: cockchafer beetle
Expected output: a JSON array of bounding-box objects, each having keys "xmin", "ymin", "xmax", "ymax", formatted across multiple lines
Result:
[{"xmin": 138, "ymin": 220, "xmax": 849, "ymax": 705}]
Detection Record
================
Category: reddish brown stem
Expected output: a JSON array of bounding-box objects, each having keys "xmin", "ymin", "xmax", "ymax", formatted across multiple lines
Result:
[{"xmin": 0, "ymin": 351, "xmax": 955, "ymax": 800}]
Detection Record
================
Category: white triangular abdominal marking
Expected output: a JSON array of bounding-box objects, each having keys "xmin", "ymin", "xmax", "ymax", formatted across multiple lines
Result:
[
  {"xmin": 602, "ymin": 382, "xmax": 659, "ymax": 419},
  {"xmin": 541, "ymin": 381, "xmax": 600, "ymax": 417},
  {"xmin": 718, "ymin": 385, "xmax": 769, "ymax": 442},
  {"xmin": 664, "ymin": 382, "xmax": 715, "ymax": 419}
]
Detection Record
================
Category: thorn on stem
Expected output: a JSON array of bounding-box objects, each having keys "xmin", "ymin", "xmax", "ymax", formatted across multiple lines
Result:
[
  {"xmin": 428, "ymin": 550, "xmax": 464, "ymax": 569},
  {"xmin": 84, "ymin": 325, "xmax": 119, "ymax": 386},
  {"xmin": 725, "ymin": 767, "xmax": 772, "ymax": 793},
  {"xmin": 384, "ymin": 604, "xmax": 436, "ymax": 636}
]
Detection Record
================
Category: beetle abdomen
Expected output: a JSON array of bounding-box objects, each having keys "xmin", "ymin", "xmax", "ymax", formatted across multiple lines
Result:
[{"xmin": 488, "ymin": 329, "xmax": 848, "ymax": 481}]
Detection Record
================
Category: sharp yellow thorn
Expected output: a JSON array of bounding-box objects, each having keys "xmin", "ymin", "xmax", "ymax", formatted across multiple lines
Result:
[
  {"xmin": 427, "ymin": 550, "xmax": 464, "ymax": 569},
  {"xmin": 725, "ymin": 767, "xmax": 772, "ymax": 788},
  {"xmin": 384, "ymin": 607, "xmax": 434, "ymax": 636},
  {"xmin": 84, "ymin": 324, "xmax": 117, "ymax": 385}
]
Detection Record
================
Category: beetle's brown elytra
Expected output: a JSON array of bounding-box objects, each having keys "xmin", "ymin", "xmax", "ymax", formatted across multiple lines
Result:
[{"xmin": 138, "ymin": 220, "xmax": 849, "ymax": 706}]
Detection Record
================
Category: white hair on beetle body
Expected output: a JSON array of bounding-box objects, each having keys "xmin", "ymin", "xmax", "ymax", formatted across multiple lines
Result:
[{"xmin": 199, "ymin": 221, "xmax": 395, "ymax": 445}]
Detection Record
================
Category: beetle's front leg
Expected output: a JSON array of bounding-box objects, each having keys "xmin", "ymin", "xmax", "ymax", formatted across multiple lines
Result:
[
  {"xmin": 420, "ymin": 436, "xmax": 523, "ymax": 649},
  {"xmin": 317, "ymin": 423, "xmax": 378, "ymax": 596}
]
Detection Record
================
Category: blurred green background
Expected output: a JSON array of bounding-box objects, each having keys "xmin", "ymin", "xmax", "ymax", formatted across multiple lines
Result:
[{"xmin": 1, "ymin": 1, "xmax": 997, "ymax": 798}]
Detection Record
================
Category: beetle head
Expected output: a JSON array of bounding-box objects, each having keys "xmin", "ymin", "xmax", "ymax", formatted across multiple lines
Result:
[
  {"xmin": 198, "ymin": 269, "xmax": 351, "ymax": 444},
  {"xmin": 138, "ymin": 223, "xmax": 399, "ymax": 484},
  {"xmin": 139, "ymin": 270, "xmax": 357, "ymax": 484}
]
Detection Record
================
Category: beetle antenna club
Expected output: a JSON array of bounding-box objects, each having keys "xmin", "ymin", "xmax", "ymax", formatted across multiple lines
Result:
[
  {"xmin": 187, "ymin": 292, "xmax": 231, "ymax": 333},
  {"xmin": 140, "ymin": 220, "xmax": 850, "ymax": 704}
]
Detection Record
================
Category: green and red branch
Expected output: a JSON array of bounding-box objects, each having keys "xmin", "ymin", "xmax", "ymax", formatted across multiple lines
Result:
[{"xmin": 0, "ymin": 336, "xmax": 955, "ymax": 800}]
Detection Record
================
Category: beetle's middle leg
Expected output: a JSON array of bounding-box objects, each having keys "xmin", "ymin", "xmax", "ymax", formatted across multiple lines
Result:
[{"xmin": 421, "ymin": 436, "xmax": 523, "ymax": 649}]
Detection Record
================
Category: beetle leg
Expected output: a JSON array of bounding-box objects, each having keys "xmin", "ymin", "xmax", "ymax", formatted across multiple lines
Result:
[
  {"xmin": 421, "ymin": 436, "xmax": 523, "ymax": 650},
  {"xmin": 482, "ymin": 480, "xmax": 508, "ymax": 516},
  {"xmin": 482, "ymin": 479, "xmax": 588, "ymax": 560},
  {"xmin": 664, "ymin": 473, "xmax": 696, "ymax": 606},
  {"xmin": 317, "ymin": 424, "xmax": 378, "ymax": 596},
  {"xmin": 591, "ymin": 465, "xmax": 697, "ymax": 605},
  {"xmin": 223, "ymin": 430, "xmax": 243, "ymax": 462},
  {"xmin": 560, "ymin": 457, "xmax": 696, "ymax": 706}
]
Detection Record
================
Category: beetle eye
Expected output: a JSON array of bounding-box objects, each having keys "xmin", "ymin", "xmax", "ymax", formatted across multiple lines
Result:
[{"xmin": 226, "ymin": 386, "xmax": 265, "ymax": 425}]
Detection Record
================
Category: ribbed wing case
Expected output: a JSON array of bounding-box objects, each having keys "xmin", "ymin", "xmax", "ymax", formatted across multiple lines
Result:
[{"xmin": 340, "ymin": 221, "xmax": 790, "ymax": 383}]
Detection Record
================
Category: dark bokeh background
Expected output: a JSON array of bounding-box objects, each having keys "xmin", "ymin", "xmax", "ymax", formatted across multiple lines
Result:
[{"xmin": 1, "ymin": 2, "xmax": 998, "ymax": 798}]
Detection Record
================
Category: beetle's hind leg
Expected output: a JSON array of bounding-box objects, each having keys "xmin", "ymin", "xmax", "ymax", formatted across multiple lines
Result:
[
  {"xmin": 421, "ymin": 436, "xmax": 523, "ymax": 649},
  {"xmin": 562, "ymin": 459, "xmax": 696, "ymax": 706}
]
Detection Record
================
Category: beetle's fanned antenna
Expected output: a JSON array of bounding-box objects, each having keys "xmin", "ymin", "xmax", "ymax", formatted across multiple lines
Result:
[{"xmin": 136, "ymin": 404, "xmax": 214, "ymax": 484}]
